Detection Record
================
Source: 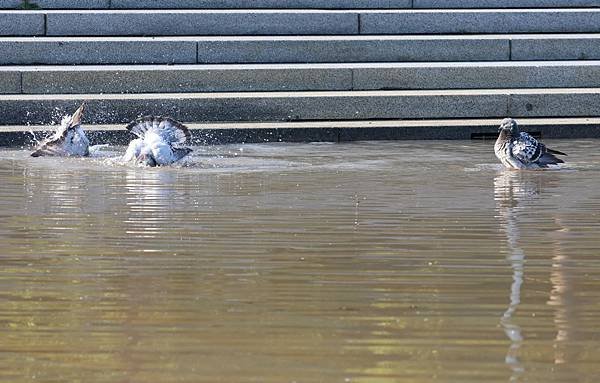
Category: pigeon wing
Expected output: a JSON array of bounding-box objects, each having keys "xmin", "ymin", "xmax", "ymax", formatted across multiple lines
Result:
[
  {"xmin": 512, "ymin": 132, "xmax": 542, "ymax": 164},
  {"xmin": 172, "ymin": 147, "xmax": 193, "ymax": 162},
  {"xmin": 54, "ymin": 102, "xmax": 86, "ymax": 140},
  {"xmin": 126, "ymin": 116, "xmax": 191, "ymax": 146},
  {"xmin": 31, "ymin": 142, "xmax": 68, "ymax": 157},
  {"xmin": 30, "ymin": 103, "xmax": 86, "ymax": 157}
]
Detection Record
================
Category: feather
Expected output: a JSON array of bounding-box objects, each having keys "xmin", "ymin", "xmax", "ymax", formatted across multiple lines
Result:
[
  {"xmin": 547, "ymin": 148, "xmax": 568, "ymax": 156},
  {"xmin": 512, "ymin": 132, "xmax": 542, "ymax": 164},
  {"xmin": 495, "ymin": 118, "xmax": 566, "ymax": 169},
  {"xmin": 31, "ymin": 102, "xmax": 89, "ymax": 157},
  {"xmin": 31, "ymin": 145, "xmax": 67, "ymax": 157},
  {"xmin": 70, "ymin": 102, "xmax": 85, "ymax": 128},
  {"xmin": 126, "ymin": 116, "xmax": 191, "ymax": 145},
  {"xmin": 123, "ymin": 116, "xmax": 192, "ymax": 166},
  {"xmin": 537, "ymin": 152, "xmax": 564, "ymax": 166},
  {"xmin": 53, "ymin": 102, "xmax": 86, "ymax": 140},
  {"xmin": 172, "ymin": 148, "xmax": 193, "ymax": 162}
]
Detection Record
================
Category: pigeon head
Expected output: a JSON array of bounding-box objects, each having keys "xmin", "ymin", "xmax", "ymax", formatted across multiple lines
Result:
[
  {"xmin": 137, "ymin": 148, "xmax": 157, "ymax": 167},
  {"xmin": 498, "ymin": 118, "xmax": 519, "ymax": 135}
]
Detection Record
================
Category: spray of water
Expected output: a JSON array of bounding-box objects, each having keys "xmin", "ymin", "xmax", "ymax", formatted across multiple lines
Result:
[{"xmin": 27, "ymin": 113, "xmax": 75, "ymax": 148}]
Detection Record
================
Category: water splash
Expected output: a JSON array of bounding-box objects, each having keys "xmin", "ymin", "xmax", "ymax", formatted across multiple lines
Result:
[{"xmin": 27, "ymin": 113, "xmax": 75, "ymax": 148}]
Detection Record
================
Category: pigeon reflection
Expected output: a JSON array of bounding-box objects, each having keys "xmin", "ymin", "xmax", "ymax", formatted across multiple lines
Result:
[
  {"xmin": 494, "ymin": 171, "xmax": 546, "ymax": 380},
  {"xmin": 547, "ymin": 217, "xmax": 576, "ymax": 366},
  {"xmin": 120, "ymin": 167, "xmax": 187, "ymax": 244},
  {"xmin": 495, "ymin": 170, "xmax": 577, "ymax": 377}
]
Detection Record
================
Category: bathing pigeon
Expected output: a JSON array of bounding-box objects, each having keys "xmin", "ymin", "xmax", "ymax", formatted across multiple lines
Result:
[
  {"xmin": 494, "ymin": 118, "xmax": 566, "ymax": 170},
  {"xmin": 123, "ymin": 116, "xmax": 192, "ymax": 167},
  {"xmin": 31, "ymin": 103, "xmax": 89, "ymax": 157}
]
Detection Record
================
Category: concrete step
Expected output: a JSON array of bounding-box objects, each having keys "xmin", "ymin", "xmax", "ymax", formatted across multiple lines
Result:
[
  {"xmin": 1, "ymin": 0, "xmax": 412, "ymax": 9},
  {"xmin": 4, "ymin": 62, "xmax": 600, "ymax": 94},
  {"xmin": 0, "ymin": 36, "xmax": 503, "ymax": 64},
  {"xmin": 4, "ymin": 117, "xmax": 600, "ymax": 147},
  {"xmin": 116, "ymin": 0, "xmax": 600, "ymax": 9},
  {"xmin": 3, "ymin": 10, "xmax": 359, "ymax": 36},
  {"xmin": 0, "ymin": 89, "xmax": 599, "ymax": 125},
  {"xmin": 359, "ymin": 9, "xmax": 600, "ymax": 35},
  {"xmin": 3, "ymin": 34, "xmax": 600, "ymax": 65},
  {"xmin": 6, "ymin": 9, "xmax": 600, "ymax": 37},
  {"xmin": 2, "ymin": 0, "xmax": 599, "ymax": 9},
  {"xmin": 195, "ymin": 34, "xmax": 600, "ymax": 63},
  {"xmin": 0, "ymin": 0, "xmax": 107, "ymax": 9},
  {"xmin": 413, "ymin": 0, "xmax": 600, "ymax": 8},
  {"xmin": 106, "ymin": 0, "xmax": 600, "ymax": 10}
]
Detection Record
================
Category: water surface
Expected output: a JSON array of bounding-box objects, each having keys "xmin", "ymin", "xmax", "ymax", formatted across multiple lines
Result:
[{"xmin": 1, "ymin": 140, "xmax": 599, "ymax": 382}]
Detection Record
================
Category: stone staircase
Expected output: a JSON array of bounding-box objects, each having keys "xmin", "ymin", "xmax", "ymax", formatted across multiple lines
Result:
[{"xmin": 2, "ymin": 0, "xmax": 600, "ymax": 144}]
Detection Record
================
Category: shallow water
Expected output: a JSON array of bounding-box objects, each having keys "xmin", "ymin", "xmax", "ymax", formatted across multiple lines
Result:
[{"xmin": 1, "ymin": 140, "xmax": 599, "ymax": 382}]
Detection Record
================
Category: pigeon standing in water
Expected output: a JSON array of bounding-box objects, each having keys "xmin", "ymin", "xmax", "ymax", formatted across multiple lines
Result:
[
  {"xmin": 31, "ymin": 103, "xmax": 89, "ymax": 157},
  {"xmin": 123, "ymin": 116, "xmax": 193, "ymax": 167},
  {"xmin": 494, "ymin": 118, "xmax": 566, "ymax": 170}
]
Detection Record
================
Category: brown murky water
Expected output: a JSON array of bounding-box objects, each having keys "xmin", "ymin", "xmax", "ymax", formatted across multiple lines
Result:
[{"xmin": 0, "ymin": 140, "xmax": 599, "ymax": 382}]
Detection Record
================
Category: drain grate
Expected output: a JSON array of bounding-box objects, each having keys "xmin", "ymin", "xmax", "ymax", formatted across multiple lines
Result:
[{"xmin": 471, "ymin": 131, "xmax": 542, "ymax": 140}]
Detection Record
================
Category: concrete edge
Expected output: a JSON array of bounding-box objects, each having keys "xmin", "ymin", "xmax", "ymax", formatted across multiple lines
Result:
[
  {"xmin": 5, "ymin": 118, "xmax": 600, "ymax": 148},
  {"xmin": 1, "ymin": 0, "xmax": 599, "ymax": 9}
]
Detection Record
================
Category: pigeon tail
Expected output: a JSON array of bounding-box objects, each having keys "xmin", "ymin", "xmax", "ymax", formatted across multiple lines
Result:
[
  {"xmin": 69, "ymin": 102, "xmax": 86, "ymax": 128},
  {"xmin": 172, "ymin": 147, "xmax": 193, "ymax": 162},
  {"xmin": 547, "ymin": 147, "xmax": 567, "ymax": 157},
  {"xmin": 54, "ymin": 102, "xmax": 86, "ymax": 140},
  {"xmin": 538, "ymin": 152, "xmax": 564, "ymax": 166},
  {"xmin": 126, "ymin": 116, "xmax": 191, "ymax": 145}
]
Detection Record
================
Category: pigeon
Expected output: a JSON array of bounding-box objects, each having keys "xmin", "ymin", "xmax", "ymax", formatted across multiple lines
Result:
[
  {"xmin": 122, "ymin": 116, "xmax": 192, "ymax": 167},
  {"xmin": 31, "ymin": 103, "xmax": 89, "ymax": 157},
  {"xmin": 494, "ymin": 118, "xmax": 566, "ymax": 170}
]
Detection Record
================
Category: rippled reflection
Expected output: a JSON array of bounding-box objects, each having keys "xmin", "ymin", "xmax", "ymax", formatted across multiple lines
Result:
[
  {"xmin": 547, "ymin": 214, "xmax": 582, "ymax": 370},
  {"xmin": 494, "ymin": 171, "xmax": 536, "ymax": 380},
  {"xmin": 1, "ymin": 141, "xmax": 600, "ymax": 382},
  {"xmin": 494, "ymin": 169, "xmax": 586, "ymax": 382}
]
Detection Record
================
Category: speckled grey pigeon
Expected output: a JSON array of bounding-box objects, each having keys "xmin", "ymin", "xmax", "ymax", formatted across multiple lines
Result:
[
  {"xmin": 494, "ymin": 118, "xmax": 566, "ymax": 170},
  {"xmin": 31, "ymin": 103, "xmax": 89, "ymax": 157}
]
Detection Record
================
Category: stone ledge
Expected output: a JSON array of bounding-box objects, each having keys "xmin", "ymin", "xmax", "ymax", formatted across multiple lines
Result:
[
  {"xmin": 0, "ymin": 39, "xmax": 197, "ymax": 64},
  {"xmin": 4, "ymin": 34, "xmax": 600, "ymax": 65},
  {"xmin": 6, "ymin": 10, "xmax": 600, "ymax": 37},
  {"xmin": 0, "ymin": 89, "xmax": 598, "ymax": 125},
  {"xmin": 2, "ymin": 61, "xmax": 600, "ymax": 94},
  {"xmin": 414, "ymin": 0, "xmax": 600, "ymax": 8},
  {"xmin": 0, "ymin": 13, "xmax": 43, "ymax": 36},
  {"xmin": 197, "ymin": 36, "xmax": 509, "ymax": 63},
  {"xmin": 45, "ymin": 11, "xmax": 358, "ymax": 36},
  {"xmin": 0, "ymin": 0, "xmax": 109, "ymax": 9},
  {"xmin": 110, "ymin": 0, "xmax": 411, "ymax": 9},
  {"xmin": 4, "ymin": 118, "xmax": 600, "ymax": 147},
  {"xmin": 0, "ymin": 90, "xmax": 511, "ymax": 125},
  {"xmin": 1, "ymin": 0, "xmax": 597, "ymax": 9},
  {"xmin": 360, "ymin": 10, "xmax": 600, "ymax": 34}
]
